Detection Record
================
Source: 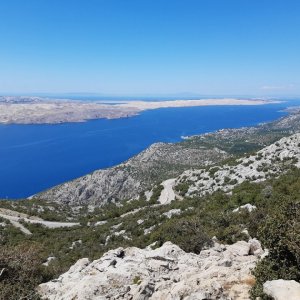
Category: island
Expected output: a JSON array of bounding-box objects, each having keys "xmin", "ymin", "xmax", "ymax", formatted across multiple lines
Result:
[{"xmin": 0, "ymin": 96, "xmax": 280, "ymax": 124}]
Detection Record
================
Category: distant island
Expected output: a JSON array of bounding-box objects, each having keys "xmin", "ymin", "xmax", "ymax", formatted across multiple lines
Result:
[{"xmin": 0, "ymin": 96, "xmax": 280, "ymax": 124}]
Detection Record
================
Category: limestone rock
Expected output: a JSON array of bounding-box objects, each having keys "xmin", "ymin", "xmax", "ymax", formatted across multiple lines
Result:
[
  {"xmin": 162, "ymin": 209, "xmax": 181, "ymax": 219},
  {"xmin": 176, "ymin": 133, "xmax": 300, "ymax": 198},
  {"xmin": 232, "ymin": 204, "xmax": 257, "ymax": 213},
  {"xmin": 226, "ymin": 241, "xmax": 250, "ymax": 256},
  {"xmin": 38, "ymin": 240, "xmax": 264, "ymax": 300},
  {"xmin": 248, "ymin": 238, "xmax": 263, "ymax": 256},
  {"xmin": 263, "ymin": 279, "xmax": 300, "ymax": 300}
]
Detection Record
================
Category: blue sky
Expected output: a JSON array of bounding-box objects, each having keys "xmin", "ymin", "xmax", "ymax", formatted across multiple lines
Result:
[{"xmin": 0, "ymin": 0, "xmax": 299, "ymax": 97}]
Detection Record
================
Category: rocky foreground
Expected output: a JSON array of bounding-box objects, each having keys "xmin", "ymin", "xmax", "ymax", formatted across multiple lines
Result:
[{"xmin": 38, "ymin": 239, "xmax": 264, "ymax": 300}]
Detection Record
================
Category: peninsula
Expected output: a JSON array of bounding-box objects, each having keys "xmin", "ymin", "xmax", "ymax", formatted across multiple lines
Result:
[{"xmin": 0, "ymin": 96, "xmax": 279, "ymax": 124}]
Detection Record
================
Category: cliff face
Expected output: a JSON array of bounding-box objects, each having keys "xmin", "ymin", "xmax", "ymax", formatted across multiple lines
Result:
[{"xmin": 38, "ymin": 239, "xmax": 264, "ymax": 300}]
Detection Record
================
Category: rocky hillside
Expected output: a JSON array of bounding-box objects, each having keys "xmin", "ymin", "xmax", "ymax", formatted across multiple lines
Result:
[
  {"xmin": 38, "ymin": 239, "xmax": 264, "ymax": 300},
  {"xmin": 36, "ymin": 143, "xmax": 228, "ymax": 206},
  {"xmin": 35, "ymin": 109, "xmax": 300, "ymax": 206},
  {"xmin": 175, "ymin": 133, "xmax": 300, "ymax": 198},
  {"xmin": 1, "ymin": 159, "xmax": 300, "ymax": 299}
]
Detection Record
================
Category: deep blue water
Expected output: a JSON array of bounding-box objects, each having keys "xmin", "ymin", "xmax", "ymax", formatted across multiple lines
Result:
[{"xmin": 0, "ymin": 100, "xmax": 299, "ymax": 199}]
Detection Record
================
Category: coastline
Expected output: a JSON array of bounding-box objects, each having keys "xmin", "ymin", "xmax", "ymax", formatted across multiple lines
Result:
[
  {"xmin": 119, "ymin": 98, "xmax": 281, "ymax": 110},
  {"xmin": 0, "ymin": 97, "xmax": 280, "ymax": 125},
  {"xmin": 34, "ymin": 105, "xmax": 295, "ymax": 205}
]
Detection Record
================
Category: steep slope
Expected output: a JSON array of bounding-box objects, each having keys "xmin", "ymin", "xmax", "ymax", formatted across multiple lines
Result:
[
  {"xmin": 35, "ymin": 110, "xmax": 300, "ymax": 206},
  {"xmin": 36, "ymin": 143, "xmax": 228, "ymax": 205}
]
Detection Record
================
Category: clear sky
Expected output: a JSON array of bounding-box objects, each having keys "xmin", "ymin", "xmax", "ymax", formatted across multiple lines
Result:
[{"xmin": 0, "ymin": 0, "xmax": 299, "ymax": 97}]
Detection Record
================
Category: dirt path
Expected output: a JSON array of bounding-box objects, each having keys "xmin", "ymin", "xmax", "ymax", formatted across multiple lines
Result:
[
  {"xmin": 158, "ymin": 178, "xmax": 176, "ymax": 204},
  {"xmin": 0, "ymin": 212, "xmax": 80, "ymax": 233}
]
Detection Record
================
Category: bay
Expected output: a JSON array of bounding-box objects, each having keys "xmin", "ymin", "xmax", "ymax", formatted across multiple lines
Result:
[{"xmin": 0, "ymin": 101, "xmax": 297, "ymax": 199}]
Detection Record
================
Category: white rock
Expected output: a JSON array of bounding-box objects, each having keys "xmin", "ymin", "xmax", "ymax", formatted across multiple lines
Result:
[
  {"xmin": 94, "ymin": 220, "xmax": 107, "ymax": 226},
  {"xmin": 249, "ymin": 238, "xmax": 263, "ymax": 256},
  {"xmin": 112, "ymin": 223, "xmax": 122, "ymax": 230},
  {"xmin": 69, "ymin": 240, "xmax": 82, "ymax": 250},
  {"xmin": 177, "ymin": 133, "xmax": 300, "ymax": 198},
  {"xmin": 42, "ymin": 256, "xmax": 56, "ymax": 266},
  {"xmin": 144, "ymin": 190, "xmax": 153, "ymax": 201},
  {"xmin": 241, "ymin": 228, "xmax": 251, "ymax": 238},
  {"xmin": 263, "ymin": 279, "xmax": 300, "ymax": 300},
  {"xmin": 144, "ymin": 225, "xmax": 156, "ymax": 235},
  {"xmin": 38, "ymin": 240, "xmax": 265, "ymax": 300},
  {"xmin": 232, "ymin": 203, "xmax": 257, "ymax": 213},
  {"xmin": 162, "ymin": 209, "xmax": 181, "ymax": 219},
  {"xmin": 260, "ymin": 248, "xmax": 269, "ymax": 259},
  {"xmin": 226, "ymin": 241, "xmax": 251, "ymax": 256},
  {"xmin": 114, "ymin": 230, "xmax": 126, "ymax": 237},
  {"xmin": 158, "ymin": 178, "xmax": 176, "ymax": 204},
  {"xmin": 137, "ymin": 219, "xmax": 144, "ymax": 225}
]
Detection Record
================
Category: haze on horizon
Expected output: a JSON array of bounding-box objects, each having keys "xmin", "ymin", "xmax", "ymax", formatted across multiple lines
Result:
[{"xmin": 0, "ymin": 0, "xmax": 299, "ymax": 97}]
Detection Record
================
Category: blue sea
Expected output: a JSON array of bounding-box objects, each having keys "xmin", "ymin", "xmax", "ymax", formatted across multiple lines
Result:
[{"xmin": 1, "ymin": 100, "xmax": 299, "ymax": 199}]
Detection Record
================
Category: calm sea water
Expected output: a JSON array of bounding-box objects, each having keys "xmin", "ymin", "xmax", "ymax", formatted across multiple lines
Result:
[{"xmin": 0, "ymin": 100, "xmax": 299, "ymax": 199}]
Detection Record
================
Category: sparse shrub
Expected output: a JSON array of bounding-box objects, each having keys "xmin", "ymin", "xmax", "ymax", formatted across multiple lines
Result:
[
  {"xmin": 175, "ymin": 183, "xmax": 189, "ymax": 196},
  {"xmin": 229, "ymin": 178, "xmax": 238, "ymax": 185},
  {"xmin": 133, "ymin": 275, "xmax": 142, "ymax": 285},
  {"xmin": 251, "ymin": 202, "xmax": 300, "ymax": 298},
  {"xmin": 0, "ymin": 242, "xmax": 52, "ymax": 300},
  {"xmin": 209, "ymin": 167, "xmax": 219, "ymax": 177},
  {"xmin": 149, "ymin": 185, "xmax": 164, "ymax": 204},
  {"xmin": 223, "ymin": 176, "xmax": 231, "ymax": 184},
  {"xmin": 150, "ymin": 217, "xmax": 212, "ymax": 254},
  {"xmin": 217, "ymin": 224, "xmax": 248, "ymax": 244}
]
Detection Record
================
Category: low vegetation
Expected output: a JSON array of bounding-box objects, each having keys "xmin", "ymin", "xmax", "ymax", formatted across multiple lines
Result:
[
  {"xmin": 1, "ymin": 168, "xmax": 300, "ymax": 299},
  {"xmin": 3, "ymin": 116, "xmax": 300, "ymax": 299}
]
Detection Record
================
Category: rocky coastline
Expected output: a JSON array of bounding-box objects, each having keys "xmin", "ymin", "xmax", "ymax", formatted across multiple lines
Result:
[{"xmin": 0, "ymin": 96, "xmax": 278, "ymax": 124}]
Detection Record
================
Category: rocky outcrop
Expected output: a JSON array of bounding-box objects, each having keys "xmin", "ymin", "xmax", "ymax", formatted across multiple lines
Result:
[
  {"xmin": 176, "ymin": 133, "xmax": 300, "ymax": 198},
  {"xmin": 232, "ymin": 204, "xmax": 257, "ymax": 213},
  {"xmin": 263, "ymin": 279, "xmax": 300, "ymax": 300},
  {"xmin": 158, "ymin": 178, "xmax": 176, "ymax": 204},
  {"xmin": 38, "ymin": 240, "xmax": 264, "ymax": 300},
  {"xmin": 36, "ymin": 143, "xmax": 228, "ymax": 206}
]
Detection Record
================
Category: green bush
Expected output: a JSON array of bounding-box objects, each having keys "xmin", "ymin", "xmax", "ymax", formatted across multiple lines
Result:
[
  {"xmin": 0, "ymin": 242, "xmax": 53, "ymax": 300},
  {"xmin": 149, "ymin": 184, "xmax": 164, "ymax": 204},
  {"xmin": 251, "ymin": 201, "xmax": 300, "ymax": 299},
  {"xmin": 150, "ymin": 217, "xmax": 212, "ymax": 254},
  {"xmin": 175, "ymin": 182, "xmax": 189, "ymax": 196}
]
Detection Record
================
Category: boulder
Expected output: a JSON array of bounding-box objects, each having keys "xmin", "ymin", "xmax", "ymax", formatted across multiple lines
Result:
[
  {"xmin": 263, "ymin": 279, "xmax": 300, "ymax": 300},
  {"xmin": 248, "ymin": 238, "xmax": 263, "ymax": 256},
  {"xmin": 226, "ymin": 241, "xmax": 251, "ymax": 256},
  {"xmin": 38, "ymin": 240, "xmax": 265, "ymax": 300},
  {"xmin": 232, "ymin": 203, "xmax": 257, "ymax": 213}
]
